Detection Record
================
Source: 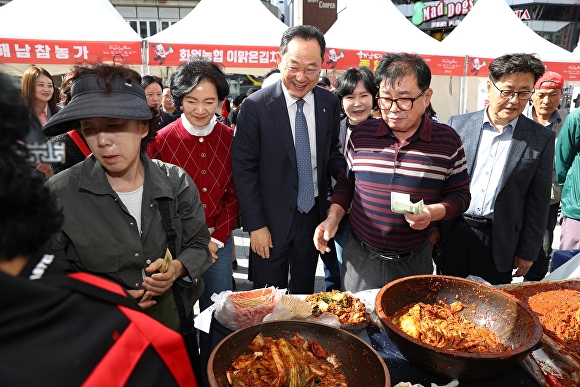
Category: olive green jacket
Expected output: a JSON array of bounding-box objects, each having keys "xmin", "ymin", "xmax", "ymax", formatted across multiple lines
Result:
[{"xmin": 46, "ymin": 152, "xmax": 211, "ymax": 322}]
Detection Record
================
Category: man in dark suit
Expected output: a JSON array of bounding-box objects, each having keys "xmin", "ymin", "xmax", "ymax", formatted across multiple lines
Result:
[
  {"xmin": 439, "ymin": 53, "xmax": 555, "ymax": 285},
  {"xmin": 232, "ymin": 25, "xmax": 345, "ymax": 294}
]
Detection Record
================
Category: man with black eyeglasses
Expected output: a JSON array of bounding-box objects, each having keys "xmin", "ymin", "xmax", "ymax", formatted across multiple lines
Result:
[
  {"xmin": 439, "ymin": 53, "xmax": 555, "ymax": 285},
  {"xmin": 313, "ymin": 53, "xmax": 471, "ymax": 292}
]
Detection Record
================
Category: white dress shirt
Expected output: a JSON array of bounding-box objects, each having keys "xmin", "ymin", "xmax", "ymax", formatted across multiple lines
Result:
[{"xmin": 281, "ymin": 83, "xmax": 318, "ymax": 197}]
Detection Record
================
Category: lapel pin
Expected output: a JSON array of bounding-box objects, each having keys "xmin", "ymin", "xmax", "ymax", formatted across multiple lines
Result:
[{"xmin": 323, "ymin": 108, "xmax": 326, "ymax": 112}]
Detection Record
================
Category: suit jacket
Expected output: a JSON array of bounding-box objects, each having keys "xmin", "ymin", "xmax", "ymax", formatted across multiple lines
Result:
[
  {"xmin": 232, "ymin": 81, "xmax": 345, "ymax": 252},
  {"xmin": 443, "ymin": 109, "xmax": 555, "ymax": 272}
]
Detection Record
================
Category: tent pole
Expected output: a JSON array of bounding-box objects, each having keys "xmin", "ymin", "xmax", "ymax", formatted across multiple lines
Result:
[
  {"xmin": 459, "ymin": 55, "xmax": 469, "ymax": 114},
  {"xmin": 141, "ymin": 40, "xmax": 147, "ymax": 76}
]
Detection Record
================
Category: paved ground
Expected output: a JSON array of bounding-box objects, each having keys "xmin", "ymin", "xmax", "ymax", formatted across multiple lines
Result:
[
  {"xmin": 231, "ymin": 224, "xmax": 562, "ymax": 289},
  {"xmin": 195, "ymin": 223, "xmax": 562, "ymax": 314},
  {"xmin": 230, "ymin": 227, "xmax": 327, "ymax": 293}
]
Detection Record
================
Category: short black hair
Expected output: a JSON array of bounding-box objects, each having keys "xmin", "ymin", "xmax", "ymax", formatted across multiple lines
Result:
[
  {"xmin": 141, "ymin": 75, "xmax": 164, "ymax": 91},
  {"xmin": 280, "ymin": 25, "xmax": 325, "ymax": 61},
  {"xmin": 0, "ymin": 73, "xmax": 63, "ymax": 260},
  {"xmin": 246, "ymin": 87, "xmax": 259, "ymax": 97},
  {"xmin": 488, "ymin": 53, "xmax": 545, "ymax": 84},
  {"xmin": 334, "ymin": 67, "xmax": 378, "ymax": 109},
  {"xmin": 170, "ymin": 56, "xmax": 230, "ymax": 108},
  {"xmin": 263, "ymin": 67, "xmax": 280, "ymax": 80},
  {"xmin": 375, "ymin": 53, "xmax": 431, "ymax": 93}
]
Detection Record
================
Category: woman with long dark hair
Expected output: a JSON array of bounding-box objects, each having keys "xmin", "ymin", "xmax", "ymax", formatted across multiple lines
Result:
[{"xmin": 21, "ymin": 66, "xmax": 60, "ymax": 178}]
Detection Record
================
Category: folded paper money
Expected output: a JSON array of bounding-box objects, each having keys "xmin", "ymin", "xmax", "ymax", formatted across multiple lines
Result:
[
  {"xmin": 391, "ymin": 192, "xmax": 424, "ymax": 215},
  {"xmin": 141, "ymin": 247, "xmax": 173, "ymax": 302},
  {"xmin": 160, "ymin": 247, "xmax": 173, "ymax": 273}
]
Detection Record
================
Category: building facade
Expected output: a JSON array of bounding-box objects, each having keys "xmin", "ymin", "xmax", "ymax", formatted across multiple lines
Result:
[
  {"xmin": 0, "ymin": 0, "xmax": 576, "ymax": 51},
  {"xmin": 392, "ymin": 0, "xmax": 579, "ymax": 52},
  {"xmin": 109, "ymin": 0, "xmax": 282, "ymax": 38},
  {"xmin": 0, "ymin": 0, "xmax": 281, "ymax": 39}
]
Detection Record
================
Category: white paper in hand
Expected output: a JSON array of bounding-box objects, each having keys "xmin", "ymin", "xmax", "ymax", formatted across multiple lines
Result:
[{"xmin": 391, "ymin": 192, "xmax": 424, "ymax": 215}]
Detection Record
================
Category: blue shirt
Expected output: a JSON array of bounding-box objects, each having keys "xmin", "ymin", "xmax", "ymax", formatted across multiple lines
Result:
[{"xmin": 465, "ymin": 109, "xmax": 517, "ymax": 220}]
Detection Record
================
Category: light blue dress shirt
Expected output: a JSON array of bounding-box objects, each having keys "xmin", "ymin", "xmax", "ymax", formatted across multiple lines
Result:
[{"xmin": 465, "ymin": 109, "xmax": 518, "ymax": 220}]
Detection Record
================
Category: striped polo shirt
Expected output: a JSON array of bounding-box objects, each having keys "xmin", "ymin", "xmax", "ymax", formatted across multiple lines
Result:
[{"xmin": 331, "ymin": 114, "xmax": 471, "ymax": 252}]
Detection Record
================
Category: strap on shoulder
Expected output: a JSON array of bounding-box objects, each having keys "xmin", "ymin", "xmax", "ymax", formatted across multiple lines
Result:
[
  {"xmin": 155, "ymin": 199, "xmax": 189, "ymax": 334},
  {"xmin": 67, "ymin": 129, "xmax": 91, "ymax": 157},
  {"xmin": 156, "ymin": 199, "xmax": 177, "ymax": 258}
]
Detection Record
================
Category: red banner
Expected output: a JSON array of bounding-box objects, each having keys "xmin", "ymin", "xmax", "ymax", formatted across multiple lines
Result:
[
  {"xmin": 322, "ymin": 47, "xmax": 465, "ymax": 76},
  {"xmin": 147, "ymin": 42, "xmax": 280, "ymax": 68},
  {"xmin": 462, "ymin": 57, "xmax": 580, "ymax": 81},
  {"xmin": 0, "ymin": 38, "xmax": 142, "ymax": 65},
  {"xmin": 544, "ymin": 61, "xmax": 580, "ymax": 81}
]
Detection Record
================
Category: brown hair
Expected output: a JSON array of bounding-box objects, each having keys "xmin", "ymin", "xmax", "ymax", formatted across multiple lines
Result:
[{"xmin": 21, "ymin": 66, "xmax": 59, "ymax": 116}]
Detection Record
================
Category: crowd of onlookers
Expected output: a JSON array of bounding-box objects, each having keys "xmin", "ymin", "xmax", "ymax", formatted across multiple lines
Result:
[{"xmin": 2, "ymin": 23, "xmax": 580, "ymax": 387}]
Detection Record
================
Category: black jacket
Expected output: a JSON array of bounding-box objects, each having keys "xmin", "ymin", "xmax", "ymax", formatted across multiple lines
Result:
[{"xmin": 0, "ymin": 248, "xmax": 197, "ymax": 387}]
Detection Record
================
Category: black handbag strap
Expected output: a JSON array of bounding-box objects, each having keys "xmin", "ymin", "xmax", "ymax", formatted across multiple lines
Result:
[
  {"xmin": 157, "ymin": 199, "xmax": 177, "ymax": 257},
  {"xmin": 156, "ymin": 199, "xmax": 190, "ymax": 334}
]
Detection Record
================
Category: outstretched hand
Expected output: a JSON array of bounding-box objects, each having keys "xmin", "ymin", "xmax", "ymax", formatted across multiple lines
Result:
[
  {"xmin": 129, "ymin": 258, "xmax": 185, "ymax": 308},
  {"xmin": 313, "ymin": 218, "xmax": 339, "ymax": 254},
  {"xmin": 404, "ymin": 207, "xmax": 433, "ymax": 230}
]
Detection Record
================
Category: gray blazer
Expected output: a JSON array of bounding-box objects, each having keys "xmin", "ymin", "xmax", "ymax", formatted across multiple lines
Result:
[{"xmin": 444, "ymin": 109, "xmax": 555, "ymax": 272}]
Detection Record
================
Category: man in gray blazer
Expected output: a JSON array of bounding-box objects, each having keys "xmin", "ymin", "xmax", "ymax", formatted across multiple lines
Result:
[
  {"xmin": 439, "ymin": 53, "xmax": 555, "ymax": 285},
  {"xmin": 232, "ymin": 25, "xmax": 344, "ymax": 294}
]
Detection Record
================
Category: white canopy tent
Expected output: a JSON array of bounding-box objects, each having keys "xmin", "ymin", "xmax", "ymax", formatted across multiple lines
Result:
[
  {"xmin": 146, "ymin": 0, "xmax": 288, "ymax": 75},
  {"xmin": 325, "ymin": 0, "xmax": 443, "ymax": 56},
  {"xmin": 324, "ymin": 0, "xmax": 465, "ymax": 122},
  {"xmin": 0, "ymin": 0, "xmax": 143, "ymax": 78},
  {"xmin": 440, "ymin": 0, "xmax": 580, "ymax": 113},
  {"xmin": 441, "ymin": 0, "xmax": 579, "ymax": 62}
]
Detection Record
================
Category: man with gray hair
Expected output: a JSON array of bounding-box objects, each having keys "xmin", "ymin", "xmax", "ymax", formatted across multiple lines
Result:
[{"xmin": 440, "ymin": 53, "xmax": 555, "ymax": 285}]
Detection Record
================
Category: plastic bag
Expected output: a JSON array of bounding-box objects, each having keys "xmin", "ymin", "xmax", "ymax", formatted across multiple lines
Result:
[
  {"xmin": 212, "ymin": 287, "xmax": 286, "ymax": 330},
  {"xmin": 263, "ymin": 295, "xmax": 312, "ymax": 322},
  {"xmin": 306, "ymin": 312, "xmax": 341, "ymax": 328}
]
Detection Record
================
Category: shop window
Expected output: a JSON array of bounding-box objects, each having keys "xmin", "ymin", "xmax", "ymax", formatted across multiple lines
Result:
[
  {"xmin": 128, "ymin": 19, "xmax": 178, "ymax": 37},
  {"xmin": 127, "ymin": 19, "xmax": 158, "ymax": 38}
]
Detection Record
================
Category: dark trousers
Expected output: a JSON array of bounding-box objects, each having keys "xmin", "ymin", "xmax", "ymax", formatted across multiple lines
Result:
[
  {"xmin": 320, "ymin": 242, "xmax": 341, "ymax": 291},
  {"xmin": 251, "ymin": 199, "xmax": 320, "ymax": 294},
  {"xmin": 525, "ymin": 202, "xmax": 560, "ymax": 281},
  {"xmin": 439, "ymin": 219, "xmax": 512, "ymax": 285},
  {"xmin": 182, "ymin": 323, "xmax": 203, "ymax": 387},
  {"xmin": 319, "ymin": 199, "xmax": 342, "ymax": 291}
]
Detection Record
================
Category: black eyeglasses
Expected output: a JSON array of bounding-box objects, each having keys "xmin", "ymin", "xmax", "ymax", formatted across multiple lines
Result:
[
  {"xmin": 375, "ymin": 90, "xmax": 425, "ymax": 111},
  {"xmin": 283, "ymin": 65, "xmax": 321, "ymax": 78},
  {"xmin": 491, "ymin": 81, "xmax": 534, "ymax": 100}
]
